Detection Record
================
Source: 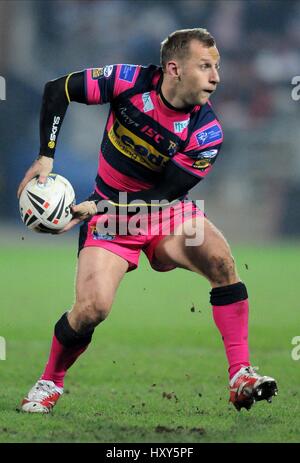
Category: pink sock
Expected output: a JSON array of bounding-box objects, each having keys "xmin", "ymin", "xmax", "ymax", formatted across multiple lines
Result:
[
  {"xmin": 212, "ymin": 298, "xmax": 250, "ymax": 380},
  {"xmin": 41, "ymin": 335, "xmax": 89, "ymax": 388}
]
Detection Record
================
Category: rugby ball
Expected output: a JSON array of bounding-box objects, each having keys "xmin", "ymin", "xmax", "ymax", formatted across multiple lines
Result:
[{"xmin": 19, "ymin": 174, "xmax": 75, "ymax": 233}]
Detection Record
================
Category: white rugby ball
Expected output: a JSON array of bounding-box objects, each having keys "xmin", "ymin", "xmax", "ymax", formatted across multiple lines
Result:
[{"xmin": 19, "ymin": 174, "xmax": 75, "ymax": 233}]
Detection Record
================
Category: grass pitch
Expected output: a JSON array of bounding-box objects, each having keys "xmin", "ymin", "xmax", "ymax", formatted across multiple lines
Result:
[{"xmin": 0, "ymin": 238, "xmax": 299, "ymax": 443}]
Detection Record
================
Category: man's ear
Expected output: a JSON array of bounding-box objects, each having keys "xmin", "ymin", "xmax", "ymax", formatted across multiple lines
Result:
[{"xmin": 165, "ymin": 61, "xmax": 181, "ymax": 80}]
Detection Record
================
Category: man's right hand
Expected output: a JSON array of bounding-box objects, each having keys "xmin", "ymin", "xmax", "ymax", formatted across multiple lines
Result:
[{"xmin": 17, "ymin": 155, "xmax": 53, "ymax": 198}]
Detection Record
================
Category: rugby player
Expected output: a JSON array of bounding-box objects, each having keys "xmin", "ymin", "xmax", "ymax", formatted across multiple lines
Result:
[{"xmin": 17, "ymin": 28, "xmax": 278, "ymax": 413}]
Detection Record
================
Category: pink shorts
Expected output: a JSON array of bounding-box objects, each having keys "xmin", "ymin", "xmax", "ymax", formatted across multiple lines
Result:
[{"xmin": 78, "ymin": 200, "xmax": 204, "ymax": 272}]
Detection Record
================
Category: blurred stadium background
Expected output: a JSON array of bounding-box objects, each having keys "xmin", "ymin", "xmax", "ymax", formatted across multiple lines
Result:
[
  {"xmin": 1, "ymin": 1, "xmax": 300, "ymax": 443},
  {"xmin": 1, "ymin": 0, "xmax": 300, "ymax": 242}
]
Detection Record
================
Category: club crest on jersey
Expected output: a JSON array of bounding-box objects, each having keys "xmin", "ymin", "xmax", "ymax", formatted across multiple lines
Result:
[
  {"xmin": 104, "ymin": 65, "xmax": 113, "ymax": 78},
  {"xmin": 167, "ymin": 141, "xmax": 178, "ymax": 156},
  {"xmin": 142, "ymin": 92, "xmax": 154, "ymax": 113},
  {"xmin": 92, "ymin": 68, "xmax": 104, "ymax": 79},
  {"xmin": 174, "ymin": 119, "xmax": 189, "ymax": 133},
  {"xmin": 196, "ymin": 124, "xmax": 222, "ymax": 147},
  {"xmin": 119, "ymin": 65, "xmax": 137, "ymax": 82}
]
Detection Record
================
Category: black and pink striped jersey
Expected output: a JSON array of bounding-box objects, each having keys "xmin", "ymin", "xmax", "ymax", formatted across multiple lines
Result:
[{"xmin": 84, "ymin": 64, "xmax": 223, "ymax": 200}]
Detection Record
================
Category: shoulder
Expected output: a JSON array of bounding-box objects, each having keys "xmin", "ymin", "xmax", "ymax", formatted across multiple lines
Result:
[
  {"xmin": 191, "ymin": 101, "xmax": 222, "ymax": 129},
  {"xmin": 114, "ymin": 63, "xmax": 159, "ymax": 83},
  {"xmin": 188, "ymin": 102, "xmax": 223, "ymax": 150},
  {"xmin": 115, "ymin": 64, "xmax": 140, "ymax": 82},
  {"xmin": 112, "ymin": 63, "xmax": 160, "ymax": 98}
]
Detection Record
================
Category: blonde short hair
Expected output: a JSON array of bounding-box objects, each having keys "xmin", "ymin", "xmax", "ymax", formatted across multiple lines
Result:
[{"xmin": 160, "ymin": 28, "xmax": 216, "ymax": 70}]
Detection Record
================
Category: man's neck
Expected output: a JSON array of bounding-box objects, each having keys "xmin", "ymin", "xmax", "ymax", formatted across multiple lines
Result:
[
  {"xmin": 160, "ymin": 78, "xmax": 183, "ymax": 108},
  {"xmin": 160, "ymin": 76, "xmax": 193, "ymax": 113}
]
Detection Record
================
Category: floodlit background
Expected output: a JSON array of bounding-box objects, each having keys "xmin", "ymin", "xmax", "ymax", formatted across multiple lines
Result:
[
  {"xmin": 1, "ymin": 1, "xmax": 300, "ymax": 444},
  {"xmin": 1, "ymin": 0, "xmax": 300, "ymax": 241}
]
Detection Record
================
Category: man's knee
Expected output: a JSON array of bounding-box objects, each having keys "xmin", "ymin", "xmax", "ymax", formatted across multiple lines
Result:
[
  {"xmin": 203, "ymin": 253, "xmax": 237, "ymax": 285},
  {"xmin": 71, "ymin": 295, "xmax": 112, "ymax": 333}
]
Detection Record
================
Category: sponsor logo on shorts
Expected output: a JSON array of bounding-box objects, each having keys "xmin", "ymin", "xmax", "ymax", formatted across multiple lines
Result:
[
  {"xmin": 119, "ymin": 65, "xmax": 137, "ymax": 82},
  {"xmin": 91, "ymin": 226, "xmax": 115, "ymax": 241},
  {"xmin": 87, "ymin": 195, "xmax": 206, "ymax": 247},
  {"xmin": 92, "ymin": 68, "xmax": 104, "ymax": 79},
  {"xmin": 196, "ymin": 124, "xmax": 222, "ymax": 147},
  {"xmin": 142, "ymin": 92, "xmax": 154, "ymax": 113},
  {"xmin": 174, "ymin": 119, "xmax": 189, "ymax": 133},
  {"xmin": 104, "ymin": 65, "xmax": 113, "ymax": 78}
]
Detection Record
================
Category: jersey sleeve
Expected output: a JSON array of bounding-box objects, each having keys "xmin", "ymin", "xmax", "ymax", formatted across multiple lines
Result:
[
  {"xmin": 84, "ymin": 64, "xmax": 141, "ymax": 105},
  {"xmin": 172, "ymin": 118, "xmax": 223, "ymax": 179}
]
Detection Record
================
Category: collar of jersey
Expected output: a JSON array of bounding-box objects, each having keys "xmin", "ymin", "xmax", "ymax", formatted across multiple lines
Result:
[{"xmin": 156, "ymin": 71, "xmax": 195, "ymax": 115}]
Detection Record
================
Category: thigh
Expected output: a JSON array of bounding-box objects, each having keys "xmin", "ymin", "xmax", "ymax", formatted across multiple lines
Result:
[
  {"xmin": 154, "ymin": 217, "xmax": 237, "ymax": 282},
  {"xmin": 75, "ymin": 247, "xmax": 129, "ymax": 305},
  {"xmin": 68, "ymin": 246, "xmax": 128, "ymax": 333},
  {"xmin": 68, "ymin": 247, "xmax": 128, "ymax": 331}
]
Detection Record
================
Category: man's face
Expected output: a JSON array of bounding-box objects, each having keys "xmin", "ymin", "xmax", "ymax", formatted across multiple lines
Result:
[{"xmin": 178, "ymin": 40, "xmax": 220, "ymax": 106}]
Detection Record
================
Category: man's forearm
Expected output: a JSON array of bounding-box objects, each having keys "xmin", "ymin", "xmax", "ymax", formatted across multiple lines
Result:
[
  {"xmin": 39, "ymin": 72, "xmax": 85, "ymax": 158},
  {"xmin": 39, "ymin": 77, "xmax": 69, "ymax": 158}
]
